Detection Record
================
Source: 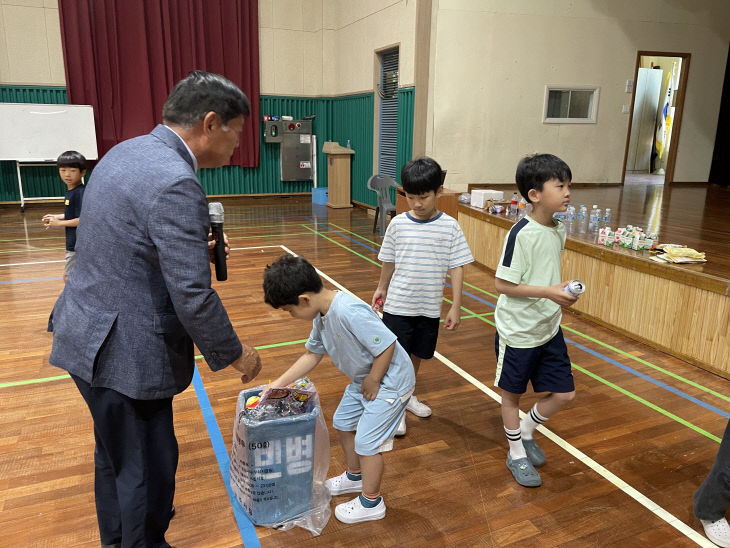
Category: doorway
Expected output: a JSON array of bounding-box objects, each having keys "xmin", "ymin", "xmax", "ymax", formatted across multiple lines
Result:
[{"xmin": 622, "ymin": 51, "xmax": 690, "ymax": 185}]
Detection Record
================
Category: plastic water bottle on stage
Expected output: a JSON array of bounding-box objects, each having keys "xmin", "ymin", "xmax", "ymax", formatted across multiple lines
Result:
[
  {"xmin": 589, "ymin": 205, "xmax": 601, "ymax": 232},
  {"xmin": 564, "ymin": 205, "xmax": 576, "ymax": 233},
  {"xmin": 603, "ymin": 208, "xmax": 612, "ymax": 228},
  {"xmin": 577, "ymin": 205, "xmax": 588, "ymax": 234}
]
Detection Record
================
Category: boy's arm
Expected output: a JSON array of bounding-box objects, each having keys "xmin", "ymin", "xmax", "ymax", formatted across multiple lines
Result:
[
  {"xmin": 444, "ymin": 265, "xmax": 465, "ymax": 330},
  {"xmin": 361, "ymin": 341, "xmax": 396, "ymax": 400},
  {"xmin": 270, "ymin": 350, "xmax": 324, "ymax": 388},
  {"xmin": 372, "ymin": 261, "xmax": 395, "ymax": 308},
  {"xmin": 494, "ymin": 277, "xmax": 578, "ymax": 308}
]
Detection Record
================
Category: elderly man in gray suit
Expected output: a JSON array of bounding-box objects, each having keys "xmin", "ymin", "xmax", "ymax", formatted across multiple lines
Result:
[{"xmin": 48, "ymin": 71, "xmax": 262, "ymax": 548}]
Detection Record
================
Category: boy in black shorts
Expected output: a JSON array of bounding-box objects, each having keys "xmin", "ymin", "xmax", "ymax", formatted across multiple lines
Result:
[{"xmin": 372, "ymin": 157, "xmax": 473, "ymax": 435}]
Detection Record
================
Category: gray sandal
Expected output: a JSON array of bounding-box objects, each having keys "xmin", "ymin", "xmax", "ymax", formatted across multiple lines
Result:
[{"xmin": 506, "ymin": 453, "xmax": 542, "ymax": 487}]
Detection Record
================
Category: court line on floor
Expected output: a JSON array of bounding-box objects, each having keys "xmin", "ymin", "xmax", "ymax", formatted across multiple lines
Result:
[
  {"xmin": 0, "ymin": 259, "xmax": 65, "ymax": 267},
  {"xmin": 191, "ymin": 365, "xmax": 261, "ymax": 548},
  {"xmin": 3, "ymin": 243, "xmax": 714, "ymax": 545},
  {"xmin": 435, "ymin": 352, "xmax": 715, "ymax": 547},
  {"xmin": 281, "ymin": 227, "xmax": 727, "ymax": 433},
  {"xmin": 317, "ymin": 222, "xmax": 730, "ymax": 406},
  {"xmin": 279, "ymin": 243, "xmax": 714, "ymax": 547}
]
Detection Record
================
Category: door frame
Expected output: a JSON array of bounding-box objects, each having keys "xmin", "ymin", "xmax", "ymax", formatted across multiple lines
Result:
[{"xmin": 621, "ymin": 51, "xmax": 691, "ymax": 184}]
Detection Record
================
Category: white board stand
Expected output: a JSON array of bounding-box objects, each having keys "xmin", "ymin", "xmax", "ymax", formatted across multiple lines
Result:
[{"xmin": 0, "ymin": 103, "xmax": 97, "ymax": 211}]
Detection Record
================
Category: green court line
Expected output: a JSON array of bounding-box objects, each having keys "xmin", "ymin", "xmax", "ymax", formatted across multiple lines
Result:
[
  {"xmin": 301, "ymin": 224, "xmax": 382, "ymax": 267},
  {"xmin": 562, "ymin": 324, "xmax": 730, "ymax": 403},
  {"xmin": 0, "ymin": 374, "xmax": 70, "ymax": 388},
  {"xmin": 327, "ymin": 222, "xmax": 382, "ymax": 247},
  {"xmin": 0, "ymin": 247, "xmax": 66, "ymax": 255},
  {"xmin": 228, "ymin": 231, "xmax": 311, "ymax": 240},
  {"xmin": 572, "ymin": 362, "xmax": 722, "ymax": 443},
  {"xmin": 0, "ymin": 236, "xmax": 65, "ymax": 243},
  {"xmin": 2, "ymin": 339, "xmax": 310, "ymax": 390},
  {"xmin": 320, "ymin": 222, "xmax": 728, "ymax": 405}
]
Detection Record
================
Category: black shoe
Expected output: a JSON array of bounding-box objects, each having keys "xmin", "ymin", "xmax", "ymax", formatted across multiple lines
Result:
[{"xmin": 101, "ymin": 543, "xmax": 121, "ymax": 548}]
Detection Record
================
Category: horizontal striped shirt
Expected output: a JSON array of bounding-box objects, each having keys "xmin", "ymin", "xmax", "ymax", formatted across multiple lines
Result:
[{"xmin": 378, "ymin": 212, "xmax": 473, "ymax": 318}]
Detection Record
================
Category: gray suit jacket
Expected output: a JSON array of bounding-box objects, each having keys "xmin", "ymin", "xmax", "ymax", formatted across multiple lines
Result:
[{"xmin": 48, "ymin": 125, "xmax": 242, "ymax": 399}]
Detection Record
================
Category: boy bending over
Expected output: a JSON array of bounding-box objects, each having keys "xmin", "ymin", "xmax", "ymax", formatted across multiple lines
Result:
[{"xmin": 263, "ymin": 255, "xmax": 415, "ymax": 523}]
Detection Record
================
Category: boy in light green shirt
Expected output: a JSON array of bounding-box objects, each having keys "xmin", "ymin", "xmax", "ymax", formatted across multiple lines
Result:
[{"xmin": 494, "ymin": 153, "xmax": 580, "ymax": 488}]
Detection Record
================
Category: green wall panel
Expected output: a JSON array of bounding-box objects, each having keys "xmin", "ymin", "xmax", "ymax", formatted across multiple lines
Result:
[{"xmin": 0, "ymin": 87, "xmax": 419, "ymax": 209}]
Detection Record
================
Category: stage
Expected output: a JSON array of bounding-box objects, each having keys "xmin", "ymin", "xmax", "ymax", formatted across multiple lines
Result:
[{"xmin": 459, "ymin": 182, "xmax": 730, "ymax": 378}]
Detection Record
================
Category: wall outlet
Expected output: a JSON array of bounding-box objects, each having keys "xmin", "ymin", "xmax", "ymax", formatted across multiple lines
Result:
[
  {"xmin": 622, "ymin": 104, "xmax": 630, "ymax": 114},
  {"xmin": 625, "ymin": 79, "xmax": 633, "ymax": 93}
]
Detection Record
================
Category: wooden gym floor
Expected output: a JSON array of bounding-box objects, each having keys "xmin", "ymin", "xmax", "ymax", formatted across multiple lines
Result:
[{"xmin": 1, "ymin": 195, "xmax": 727, "ymax": 547}]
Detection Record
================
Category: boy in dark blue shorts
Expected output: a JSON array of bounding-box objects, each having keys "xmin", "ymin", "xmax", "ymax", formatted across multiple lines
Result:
[{"xmin": 494, "ymin": 153, "xmax": 580, "ymax": 487}]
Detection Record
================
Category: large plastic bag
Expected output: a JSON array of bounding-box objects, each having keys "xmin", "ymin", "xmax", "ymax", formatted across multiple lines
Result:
[{"xmin": 229, "ymin": 379, "xmax": 331, "ymax": 535}]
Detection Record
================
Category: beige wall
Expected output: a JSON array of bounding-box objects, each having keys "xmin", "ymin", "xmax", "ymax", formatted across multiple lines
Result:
[
  {"xmin": 0, "ymin": 0, "xmax": 64, "ymax": 85},
  {"xmin": 260, "ymin": 0, "xmax": 416, "ymax": 96},
  {"xmin": 429, "ymin": 0, "xmax": 730, "ymax": 189},
  {"xmin": 3, "ymin": 0, "xmax": 728, "ymax": 186}
]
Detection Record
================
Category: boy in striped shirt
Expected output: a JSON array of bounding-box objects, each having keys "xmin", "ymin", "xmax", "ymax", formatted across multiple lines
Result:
[{"xmin": 372, "ymin": 157, "xmax": 473, "ymax": 435}]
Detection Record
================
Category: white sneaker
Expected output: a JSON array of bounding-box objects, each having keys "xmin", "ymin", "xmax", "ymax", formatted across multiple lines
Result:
[
  {"xmin": 395, "ymin": 415, "xmax": 406, "ymax": 436},
  {"xmin": 406, "ymin": 395, "xmax": 431, "ymax": 417},
  {"xmin": 325, "ymin": 471, "xmax": 362, "ymax": 495},
  {"xmin": 334, "ymin": 495, "xmax": 386, "ymax": 524},
  {"xmin": 701, "ymin": 517, "xmax": 730, "ymax": 547}
]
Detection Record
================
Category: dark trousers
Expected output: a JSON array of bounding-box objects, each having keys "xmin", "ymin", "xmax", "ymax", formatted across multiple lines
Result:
[
  {"xmin": 694, "ymin": 418, "xmax": 730, "ymax": 521},
  {"xmin": 72, "ymin": 374, "xmax": 177, "ymax": 548}
]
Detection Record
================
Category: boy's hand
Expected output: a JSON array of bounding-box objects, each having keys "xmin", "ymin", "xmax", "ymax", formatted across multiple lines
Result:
[
  {"xmin": 208, "ymin": 231, "xmax": 230, "ymax": 262},
  {"xmin": 443, "ymin": 307, "xmax": 460, "ymax": 330},
  {"xmin": 371, "ymin": 289, "xmax": 386, "ymax": 312},
  {"xmin": 361, "ymin": 374, "xmax": 380, "ymax": 401},
  {"xmin": 230, "ymin": 345, "xmax": 262, "ymax": 383},
  {"xmin": 42, "ymin": 214, "xmax": 59, "ymax": 229},
  {"xmin": 546, "ymin": 281, "xmax": 579, "ymax": 308}
]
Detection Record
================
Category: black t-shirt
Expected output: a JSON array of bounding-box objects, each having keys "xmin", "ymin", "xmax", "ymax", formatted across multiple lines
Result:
[{"xmin": 64, "ymin": 184, "xmax": 85, "ymax": 251}]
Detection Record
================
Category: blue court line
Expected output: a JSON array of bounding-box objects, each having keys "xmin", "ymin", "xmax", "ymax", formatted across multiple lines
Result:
[
  {"xmin": 302, "ymin": 218, "xmax": 381, "ymax": 254},
  {"xmin": 300, "ymin": 229, "xmax": 729, "ymax": 418},
  {"xmin": 446, "ymin": 280, "xmax": 730, "ymax": 418},
  {"xmin": 0, "ymin": 276, "xmax": 62, "ymax": 284},
  {"xmin": 191, "ymin": 365, "xmax": 261, "ymax": 548},
  {"xmin": 564, "ymin": 337, "xmax": 730, "ymax": 419}
]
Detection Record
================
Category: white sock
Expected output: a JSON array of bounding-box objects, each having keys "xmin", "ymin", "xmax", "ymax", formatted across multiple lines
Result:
[
  {"xmin": 504, "ymin": 426, "xmax": 526, "ymax": 459},
  {"xmin": 520, "ymin": 403, "xmax": 548, "ymax": 440}
]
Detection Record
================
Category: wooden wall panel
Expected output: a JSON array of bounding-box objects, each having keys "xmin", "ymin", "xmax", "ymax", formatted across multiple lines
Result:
[{"xmin": 459, "ymin": 211, "xmax": 730, "ymax": 378}]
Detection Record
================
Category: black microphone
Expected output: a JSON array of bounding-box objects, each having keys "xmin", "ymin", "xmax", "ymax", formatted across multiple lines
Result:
[{"xmin": 208, "ymin": 202, "xmax": 227, "ymax": 281}]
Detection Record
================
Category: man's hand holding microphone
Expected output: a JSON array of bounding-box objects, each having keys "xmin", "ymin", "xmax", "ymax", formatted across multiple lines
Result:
[{"xmin": 208, "ymin": 202, "xmax": 262, "ymax": 383}]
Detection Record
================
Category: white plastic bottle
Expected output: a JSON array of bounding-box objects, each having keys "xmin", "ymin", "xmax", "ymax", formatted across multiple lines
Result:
[
  {"xmin": 517, "ymin": 197, "xmax": 527, "ymax": 219},
  {"xmin": 603, "ymin": 208, "xmax": 612, "ymax": 228},
  {"xmin": 510, "ymin": 192, "xmax": 519, "ymax": 216},
  {"xmin": 589, "ymin": 205, "xmax": 600, "ymax": 232},
  {"xmin": 564, "ymin": 205, "xmax": 575, "ymax": 233},
  {"xmin": 577, "ymin": 204, "xmax": 588, "ymax": 234}
]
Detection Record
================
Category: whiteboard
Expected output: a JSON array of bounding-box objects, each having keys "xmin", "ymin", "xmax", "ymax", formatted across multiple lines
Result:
[{"xmin": 0, "ymin": 103, "xmax": 98, "ymax": 162}]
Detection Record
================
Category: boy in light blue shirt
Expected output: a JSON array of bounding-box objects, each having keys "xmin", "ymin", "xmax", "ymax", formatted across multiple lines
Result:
[{"xmin": 263, "ymin": 254, "xmax": 415, "ymax": 524}]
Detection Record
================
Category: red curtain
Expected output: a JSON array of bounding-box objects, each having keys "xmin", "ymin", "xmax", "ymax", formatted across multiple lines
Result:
[{"xmin": 58, "ymin": 0, "xmax": 260, "ymax": 167}]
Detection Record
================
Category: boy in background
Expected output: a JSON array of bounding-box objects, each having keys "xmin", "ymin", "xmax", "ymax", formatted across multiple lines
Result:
[
  {"xmin": 263, "ymin": 254, "xmax": 415, "ymax": 524},
  {"xmin": 42, "ymin": 150, "xmax": 87, "ymax": 282},
  {"xmin": 372, "ymin": 157, "xmax": 473, "ymax": 435},
  {"xmin": 494, "ymin": 153, "xmax": 578, "ymax": 488}
]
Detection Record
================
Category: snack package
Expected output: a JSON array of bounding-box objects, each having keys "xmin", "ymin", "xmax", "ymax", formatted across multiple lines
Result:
[{"xmin": 229, "ymin": 378, "xmax": 331, "ymax": 535}]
